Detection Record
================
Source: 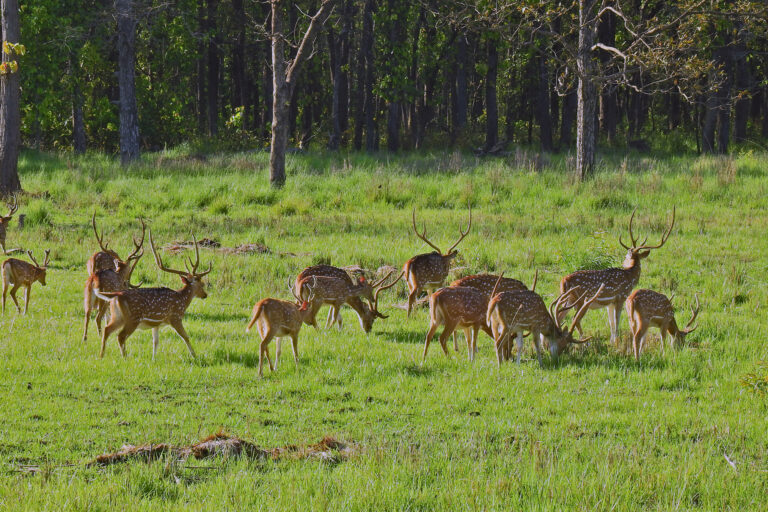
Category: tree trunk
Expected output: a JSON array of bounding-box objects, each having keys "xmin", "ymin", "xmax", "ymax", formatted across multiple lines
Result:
[
  {"xmin": 338, "ymin": 0, "xmax": 352, "ymax": 134},
  {"xmin": 560, "ymin": 89, "xmax": 577, "ymax": 148},
  {"xmin": 232, "ymin": 0, "xmax": 248, "ymax": 124},
  {"xmin": 69, "ymin": 51, "xmax": 87, "ymax": 154},
  {"xmin": 575, "ymin": 0, "xmax": 597, "ymax": 179},
  {"xmin": 196, "ymin": 0, "xmax": 206, "ymax": 134},
  {"xmin": 0, "ymin": 0, "xmax": 20, "ymax": 193},
  {"xmin": 385, "ymin": 0, "xmax": 401, "ymax": 152},
  {"xmin": 484, "ymin": 39, "xmax": 498, "ymax": 151},
  {"xmin": 116, "ymin": 0, "xmax": 140, "ymax": 165},
  {"xmin": 206, "ymin": 0, "xmax": 219, "ymax": 136},
  {"xmin": 328, "ymin": 27, "xmax": 341, "ymax": 150},
  {"xmin": 455, "ymin": 34, "xmax": 468, "ymax": 135},
  {"xmin": 535, "ymin": 55, "xmax": 553, "ymax": 152},
  {"xmin": 361, "ymin": 0, "xmax": 376, "ymax": 152},
  {"xmin": 597, "ymin": 9, "xmax": 617, "ymax": 144},
  {"xmin": 733, "ymin": 37, "xmax": 749, "ymax": 142}
]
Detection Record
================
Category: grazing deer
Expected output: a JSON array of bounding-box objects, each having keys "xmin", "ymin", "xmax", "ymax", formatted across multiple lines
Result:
[
  {"xmin": 558, "ymin": 208, "xmax": 675, "ymax": 347},
  {"xmin": 403, "ymin": 205, "xmax": 471, "ymax": 316},
  {"xmin": 422, "ymin": 286, "xmax": 494, "ymax": 364},
  {"xmin": 486, "ymin": 283, "xmax": 605, "ymax": 367},
  {"xmin": 2, "ymin": 250, "xmax": 50, "ymax": 314},
  {"xmin": 0, "ymin": 193, "xmax": 19, "ymax": 254},
  {"xmin": 245, "ymin": 285, "xmax": 318, "ymax": 378},
  {"xmin": 87, "ymin": 214, "xmax": 146, "ymax": 275},
  {"xmin": 97, "ymin": 231, "xmax": 211, "ymax": 360},
  {"xmin": 294, "ymin": 264, "xmax": 400, "ymax": 332},
  {"xmin": 296, "ymin": 270, "xmax": 400, "ymax": 330},
  {"xmin": 625, "ymin": 289, "xmax": 700, "ymax": 360},
  {"xmin": 82, "ymin": 239, "xmax": 144, "ymax": 341}
]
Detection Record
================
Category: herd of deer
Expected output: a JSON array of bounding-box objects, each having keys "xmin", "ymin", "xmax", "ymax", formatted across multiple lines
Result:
[{"xmin": 0, "ymin": 193, "xmax": 699, "ymax": 377}]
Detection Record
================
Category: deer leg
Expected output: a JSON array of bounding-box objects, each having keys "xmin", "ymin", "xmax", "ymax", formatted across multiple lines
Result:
[
  {"xmin": 422, "ymin": 321, "xmax": 439, "ymax": 364},
  {"xmin": 613, "ymin": 304, "xmax": 622, "ymax": 347},
  {"xmin": 515, "ymin": 331, "xmax": 525, "ymax": 364},
  {"xmin": 169, "ymin": 319, "xmax": 197, "ymax": 358},
  {"xmin": 23, "ymin": 285, "xmax": 30, "ymax": 315},
  {"xmin": 632, "ymin": 326, "xmax": 647, "ymax": 361},
  {"xmin": 100, "ymin": 313, "xmax": 124, "ymax": 358},
  {"xmin": 533, "ymin": 332, "xmax": 544, "ymax": 368},
  {"xmin": 83, "ymin": 290, "xmax": 93, "ymax": 341},
  {"xmin": 116, "ymin": 322, "xmax": 138, "ymax": 358},
  {"xmin": 462, "ymin": 327, "xmax": 472, "ymax": 361},
  {"xmin": 492, "ymin": 327, "xmax": 506, "ymax": 366},
  {"xmin": 438, "ymin": 321, "xmax": 456, "ymax": 358},
  {"xmin": 407, "ymin": 287, "xmax": 420, "ymax": 318},
  {"xmin": 9, "ymin": 283, "xmax": 21, "ymax": 313},
  {"xmin": 95, "ymin": 301, "xmax": 108, "ymax": 336},
  {"xmin": 605, "ymin": 305, "xmax": 616, "ymax": 346},
  {"xmin": 1, "ymin": 275, "xmax": 8, "ymax": 314},
  {"xmin": 258, "ymin": 330, "xmax": 275, "ymax": 378},
  {"xmin": 325, "ymin": 306, "xmax": 333, "ymax": 328},
  {"xmin": 275, "ymin": 338, "xmax": 282, "ymax": 370},
  {"xmin": 152, "ymin": 328, "xmax": 160, "ymax": 360},
  {"xmin": 290, "ymin": 334, "xmax": 299, "ymax": 368}
]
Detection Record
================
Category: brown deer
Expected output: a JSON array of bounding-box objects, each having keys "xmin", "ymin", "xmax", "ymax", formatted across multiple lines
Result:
[
  {"xmin": 0, "ymin": 193, "xmax": 19, "ymax": 254},
  {"xmin": 422, "ymin": 286, "xmax": 494, "ymax": 364},
  {"xmin": 97, "ymin": 231, "xmax": 211, "ymax": 360},
  {"xmin": 245, "ymin": 285, "xmax": 318, "ymax": 378},
  {"xmin": 558, "ymin": 208, "xmax": 675, "ymax": 348},
  {"xmin": 403, "ymin": 205, "xmax": 471, "ymax": 316},
  {"xmin": 87, "ymin": 214, "xmax": 146, "ymax": 275},
  {"xmin": 625, "ymin": 289, "xmax": 700, "ymax": 360},
  {"xmin": 2, "ymin": 250, "xmax": 50, "ymax": 314},
  {"xmin": 82, "ymin": 239, "xmax": 144, "ymax": 341},
  {"xmin": 294, "ymin": 264, "xmax": 399, "ymax": 332},
  {"xmin": 486, "ymin": 284, "xmax": 605, "ymax": 367}
]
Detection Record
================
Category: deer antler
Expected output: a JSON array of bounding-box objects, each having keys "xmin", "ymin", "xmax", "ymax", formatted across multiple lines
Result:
[
  {"xmin": 490, "ymin": 272, "xmax": 505, "ymax": 300},
  {"xmin": 149, "ymin": 229, "xmax": 188, "ymax": 277},
  {"xmin": 371, "ymin": 270, "xmax": 403, "ymax": 317},
  {"xmin": 635, "ymin": 207, "xmax": 675, "ymax": 251},
  {"xmin": 412, "ymin": 209, "xmax": 442, "ymax": 253},
  {"xmin": 42, "ymin": 249, "xmax": 50, "ymax": 268},
  {"xmin": 568, "ymin": 284, "xmax": 606, "ymax": 337},
  {"xmin": 91, "ymin": 212, "xmax": 110, "ymax": 251},
  {"xmin": 530, "ymin": 269, "xmax": 538, "ymax": 292},
  {"xmin": 181, "ymin": 235, "xmax": 212, "ymax": 277},
  {"xmin": 683, "ymin": 293, "xmax": 700, "ymax": 333},
  {"xmin": 27, "ymin": 250, "xmax": 40, "ymax": 267},
  {"xmin": 549, "ymin": 285, "xmax": 582, "ymax": 325},
  {"xmin": 446, "ymin": 202, "xmax": 472, "ymax": 254},
  {"xmin": 126, "ymin": 218, "xmax": 146, "ymax": 262},
  {"xmin": 5, "ymin": 193, "xmax": 18, "ymax": 217}
]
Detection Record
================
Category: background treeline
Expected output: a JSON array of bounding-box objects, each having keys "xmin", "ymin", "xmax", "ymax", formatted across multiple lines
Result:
[{"xmin": 19, "ymin": 0, "xmax": 768, "ymax": 156}]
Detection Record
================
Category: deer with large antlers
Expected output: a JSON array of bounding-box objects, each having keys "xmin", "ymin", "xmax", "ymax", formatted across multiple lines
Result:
[
  {"xmin": 87, "ymin": 214, "xmax": 146, "ymax": 275},
  {"xmin": 2, "ymin": 250, "xmax": 50, "ymax": 314},
  {"xmin": 558, "ymin": 208, "xmax": 675, "ymax": 348},
  {"xmin": 487, "ymin": 283, "xmax": 605, "ymax": 367},
  {"xmin": 0, "ymin": 194, "xmax": 19, "ymax": 254},
  {"xmin": 294, "ymin": 264, "xmax": 399, "ymax": 332},
  {"xmin": 625, "ymin": 289, "xmax": 700, "ymax": 360},
  {"xmin": 422, "ymin": 285, "xmax": 494, "ymax": 364},
  {"xmin": 97, "ymin": 231, "xmax": 211, "ymax": 360},
  {"xmin": 246, "ymin": 285, "xmax": 319, "ymax": 378},
  {"xmin": 296, "ymin": 270, "xmax": 400, "ymax": 330},
  {"xmin": 403, "ymin": 205, "xmax": 471, "ymax": 316}
]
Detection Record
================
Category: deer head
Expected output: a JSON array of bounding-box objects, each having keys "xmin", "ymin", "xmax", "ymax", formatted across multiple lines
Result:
[
  {"xmin": 289, "ymin": 277, "xmax": 317, "ymax": 326},
  {"xmin": 619, "ymin": 207, "xmax": 675, "ymax": 267},
  {"xmin": 27, "ymin": 249, "xmax": 51, "ymax": 286},
  {"xmin": 149, "ymin": 230, "xmax": 211, "ymax": 298},
  {"xmin": 412, "ymin": 203, "xmax": 472, "ymax": 258},
  {"xmin": 547, "ymin": 284, "xmax": 606, "ymax": 359},
  {"xmin": 675, "ymin": 293, "xmax": 700, "ymax": 344}
]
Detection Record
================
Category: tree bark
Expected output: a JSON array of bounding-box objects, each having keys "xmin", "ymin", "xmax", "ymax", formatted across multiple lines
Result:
[
  {"xmin": 560, "ymin": 88, "xmax": 577, "ymax": 148},
  {"xmin": 232, "ymin": 0, "xmax": 248, "ymax": 125},
  {"xmin": 69, "ymin": 51, "xmax": 87, "ymax": 154},
  {"xmin": 206, "ymin": 0, "xmax": 219, "ymax": 136},
  {"xmin": 597, "ymin": 9, "xmax": 617, "ymax": 144},
  {"xmin": 575, "ymin": 0, "xmax": 597, "ymax": 179},
  {"xmin": 328, "ymin": 27, "xmax": 341, "ymax": 150},
  {"xmin": 733, "ymin": 36, "xmax": 749, "ymax": 142},
  {"xmin": 116, "ymin": 0, "xmax": 140, "ymax": 165},
  {"xmin": 535, "ymin": 55, "xmax": 553, "ymax": 152},
  {"xmin": 455, "ymin": 34, "xmax": 468, "ymax": 135},
  {"xmin": 361, "ymin": 0, "xmax": 376, "ymax": 152},
  {"xmin": 0, "ymin": 0, "xmax": 20, "ymax": 193},
  {"xmin": 484, "ymin": 38, "xmax": 498, "ymax": 151},
  {"xmin": 196, "ymin": 0, "xmax": 206, "ymax": 134}
]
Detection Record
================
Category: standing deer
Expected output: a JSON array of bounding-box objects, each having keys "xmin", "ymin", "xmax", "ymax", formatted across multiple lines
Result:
[
  {"xmin": 422, "ymin": 286, "xmax": 494, "ymax": 364},
  {"xmin": 87, "ymin": 214, "xmax": 146, "ymax": 275},
  {"xmin": 625, "ymin": 289, "xmax": 700, "ymax": 360},
  {"xmin": 0, "ymin": 193, "xmax": 19, "ymax": 254},
  {"xmin": 296, "ymin": 270, "xmax": 400, "ymax": 330},
  {"xmin": 246, "ymin": 285, "xmax": 318, "ymax": 378},
  {"xmin": 2, "ymin": 250, "xmax": 50, "ymax": 314},
  {"xmin": 403, "ymin": 205, "xmax": 471, "ymax": 316},
  {"xmin": 558, "ymin": 208, "xmax": 675, "ymax": 347},
  {"xmin": 97, "ymin": 231, "xmax": 211, "ymax": 360},
  {"xmin": 486, "ymin": 284, "xmax": 605, "ymax": 367}
]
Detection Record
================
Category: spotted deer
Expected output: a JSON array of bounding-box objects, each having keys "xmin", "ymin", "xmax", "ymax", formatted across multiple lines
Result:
[
  {"xmin": 625, "ymin": 289, "xmax": 700, "ymax": 360},
  {"xmin": 403, "ymin": 205, "xmax": 471, "ymax": 316},
  {"xmin": 486, "ymin": 283, "xmax": 605, "ymax": 367},
  {"xmin": 245, "ymin": 285, "xmax": 318, "ymax": 378},
  {"xmin": 296, "ymin": 270, "xmax": 400, "ymax": 330},
  {"xmin": 0, "ymin": 193, "xmax": 19, "ymax": 254},
  {"xmin": 87, "ymin": 214, "xmax": 146, "ymax": 275},
  {"xmin": 294, "ymin": 264, "xmax": 398, "ymax": 332},
  {"xmin": 2, "ymin": 250, "xmax": 50, "ymax": 314},
  {"xmin": 422, "ymin": 285, "xmax": 494, "ymax": 364},
  {"xmin": 558, "ymin": 208, "xmax": 675, "ymax": 347},
  {"xmin": 97, "ymin": 231, "xmax": 211, "ymax": 360}
]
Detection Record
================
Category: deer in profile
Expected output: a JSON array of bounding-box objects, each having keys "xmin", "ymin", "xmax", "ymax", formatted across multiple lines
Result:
[
  {"xmin": 403, "ymin": 204, "xmax": 471, "ymax": 316},
  {"xmin": 625, "ymin": 289, "xmax": 700, "ymax": 360},
  {"xmin": 296, "ymin": 270, "xmax": 400, "ymax": 330},
  {"xmin": 2, "ymin": 249, "xmax": 50, "ymax": 314},
  {"xmin": 487, "ymin": 282, "xmax": 605, "ymax": 367},
  {"xmin": 87, "ymin": 214, "xmax": 146, "ymax": 275},
  {"xmin": 246, "ymin": 284, "xmax": 318, "ymax": 378},
  {"xmin": 558, "ymin": 208, "xmax": 675, "ymax": 348},
  {"xmin": 97, "ymin": 231, "xmax": 211, "ymax": 360},
  {"xmin": 0, "ymin": 193, "xmax": 19, "ymax": 254}
]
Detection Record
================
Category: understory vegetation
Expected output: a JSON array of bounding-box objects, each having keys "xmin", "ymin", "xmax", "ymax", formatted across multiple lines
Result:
[{"xmin": 1, "ymin": 149, "xmax": 767, "ymax": 510}]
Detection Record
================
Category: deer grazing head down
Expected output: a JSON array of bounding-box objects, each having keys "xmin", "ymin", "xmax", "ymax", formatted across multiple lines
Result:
[{"xmin": 625, "ymin": 289, "xmax": 700, "ymax": 360}]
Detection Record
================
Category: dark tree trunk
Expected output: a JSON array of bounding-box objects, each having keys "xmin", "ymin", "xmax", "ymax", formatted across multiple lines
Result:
[
  {"xmin": 328, "ymin": 27, "xmax": 341, "ymax": 150},
  {"xmin": 597, "ymin": 9, "xmax": 617, "ymax": 144},
  {"xmin": 69, "ymin": 52, "xmax": 87, "ymax": 154},
  {"xmin": 232, "ymin": 0, "xmax": 248, "ymax": 122},
  {"xmin": 535, "ymin": 55, "xmax": 553, "ymax": 152},
  {"xmin": 667, "ymin": 92, "xmax": 681, "ymax": 130},
  {"xmin": 703, "ymin": 44, "xmax": 732, "ymax": 154},
  {"xmin": 0, "ymin": 0, "xmax": 20, "ymax": 192},
  {"xmin": 338, "ymin": 0, "xmax": 352, "ymax": 134},
  {"xmin": 733, "ymin": 38, "xmax": 749, "ymax": 142},
  {"xmin": 196, "ymin": 0, "xmax": 206, "ymax": 134},
  {"xmin": 116, "ymin": 0, "xmax": 140, "ymax": 165},
  {"xmin": 455, "ymin": 34, "xmax": 468, "ymax": 134},
  {"xmin": 206, "ymin": 0, "xmax": 219, "ymax": 136},
  {"xmin": 361, "ymin": 0, "xmax": 376, "ymax": 152},
  {"xmin": 385, "ymin": 0, "xmax": 401, "ymax": 152},
  {"xmin": 484, "ymin": 39, "xmax": 498, "ymax": 151},
  {"xmin": 763, "ymin": 86, "xmax": 768, "ymax": 139},
  {"xmin": 576, "ymin": 0, "xmax": 597, "ymax": 179},
  {"xmin": 560, "ymin": 89, "xmax": 577, "ymax": 148}
]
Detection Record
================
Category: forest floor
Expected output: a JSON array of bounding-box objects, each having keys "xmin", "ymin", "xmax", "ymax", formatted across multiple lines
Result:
[{"xmin": 0, "ymin": 148, "xmax": 766, "ymax": 510}]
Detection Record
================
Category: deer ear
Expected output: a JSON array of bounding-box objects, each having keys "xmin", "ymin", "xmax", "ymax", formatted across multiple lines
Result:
[{"xmin": 299, "ymin": 301, "xmax": 309, "ymax": 311}]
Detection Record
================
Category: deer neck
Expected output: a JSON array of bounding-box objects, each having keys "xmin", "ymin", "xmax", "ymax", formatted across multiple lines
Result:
[
  {"xmin": 622, "ymin": 258, "xmax": 642, "ymax": 288},
  {"xmin": 175, "ymin": 282, "xmax": 197, "ymax": 312}
]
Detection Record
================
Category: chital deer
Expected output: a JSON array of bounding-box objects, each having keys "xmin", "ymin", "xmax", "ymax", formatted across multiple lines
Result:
[
  {"xmin": 422, "ymin": 286, "xmax": 494, "ymax": 364},
  {"xmin": 296, "ymin": 270, "xmax": 400, "ymax": 330},
  {"xmin": 486, "ymin": 284, "xmax": 605, "ymax": 367},
  {"xmin": 403, "ymin": 205, "xmax": 471, "ymax": 316},
  {"xmin": 245, "ymin": 285, "xmax": 318, "ymax": 378},
  {"xmin": 625, "ymin": 289, "xmax": 700, "ymax": 360},
  {"xmin": 294, "ymin": 264, "xmax": 400, "ymax": 332},
  {"xmin": 2, "ymin": 250, "xmax": 50, "ymax": 314},
  {"xmin": 97, "ymin": 231, "xmax": 211, "ymax": 360},
  {"xmin": 558, "ymin": 208, "xmax": 675, "ymax": 347},
  {"xmin": 82, "ymin": 240, "xmax": 144, "ymax": 341},
  {"xmin": 87, "ymin": 214, "xmax": 146, "ymax": 275},
  {"xmin": 0, "ymin": 193, "xmax": 19, "ymax": 254}
]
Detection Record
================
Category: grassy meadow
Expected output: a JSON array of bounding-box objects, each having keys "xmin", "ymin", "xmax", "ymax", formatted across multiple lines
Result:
[{"xmin": 1, "ymin": 148, "xmax": 767, "ymax": 510}]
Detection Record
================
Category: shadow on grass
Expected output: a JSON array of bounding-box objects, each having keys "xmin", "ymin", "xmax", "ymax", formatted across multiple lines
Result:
[
  {"xmin": 188, "ymin": 311, "xmax": 246, "ymax": 323},
  {"xmin": 382, "ymin": 327, "xmax": 424, "ymax": 345},
  {"xmin": 555, "ymin": 341, "xmax": 671, "ymax": 371}
]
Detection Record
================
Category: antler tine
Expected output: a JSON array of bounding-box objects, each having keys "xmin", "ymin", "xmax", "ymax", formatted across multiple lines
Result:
[
  {"xmin": 412, "ymin": 208, "xmax": 442, "ymax": 253},
  {"xmin": 370, "ymin": 268, "xmax": 395, "ymax": 289},
  {"xmin": 373, "ymin": 270, "xmax": 404, "ymax": 311},
  {"xmin": 289, "ymin": 277, "xmax": 302, "ymax": 302},
  {"xmin": 447, "ymin": 202, "xmax": 472, "ymax": 254},
  {"xmin": 6, "ymin": 192, "xmax": 18, "ymax": 216},
  {"xmin": 530, "ymin": 269, "xmax": 538, "ymax": 292},
  {"xmin": 549, "ymin": 285, "xmax": 580, "ymax": 326},
  {"xmin": 636, "ymin": 206, "xmax": 675, "ymax": 251},
  {"xmin": 569, "ymin": 284, "xmax": 606, "ymax": 336},
  {"xmin": 127, "ymin": 218, "xmax": 146, "ymax": 261},
  {"xmin": 91, "ymin": 212, "xmax": 109, "ymax": 251},
  {"xmin": 42, "ymin": 249, "xmax": 51, "ymax": 267},
  {"xmin": 684, "ymin": 293, "xmax": 700, "ymax": 332},
  {"xmin": 26, "ymin": 250, "xmax": 40, "ymax": 268},
  {"xmin": 490, "ymin": 272, "xmax": 504, "ymax": 301},
  {"xmin": 148, "ymin": 229, "xmax": 187, "ymax": 276}
]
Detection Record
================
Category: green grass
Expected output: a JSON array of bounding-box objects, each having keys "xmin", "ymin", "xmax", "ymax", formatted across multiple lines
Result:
[{"xmin": 1, "ymin": 149, "xmax": 767, "ymax": 510}]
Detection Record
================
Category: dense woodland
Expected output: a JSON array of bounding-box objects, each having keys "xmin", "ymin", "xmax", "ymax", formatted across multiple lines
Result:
[{"xmin": 3, "ymin": 1, "xmax": 768, "ymax": 185}]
